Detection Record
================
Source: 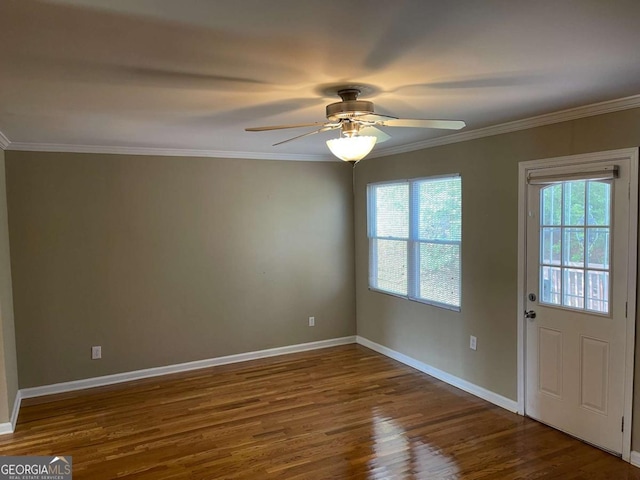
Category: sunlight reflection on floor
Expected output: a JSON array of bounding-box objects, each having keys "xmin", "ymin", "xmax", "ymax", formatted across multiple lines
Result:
[{"xmin": 367, "ymin": 410, "xmax": 460, "ymax": 479}]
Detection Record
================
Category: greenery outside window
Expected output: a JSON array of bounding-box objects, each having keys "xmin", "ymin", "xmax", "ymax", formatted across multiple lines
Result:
[{"xmin": 367, "ymin": 175, "xmax": 462, "ymax": 310}]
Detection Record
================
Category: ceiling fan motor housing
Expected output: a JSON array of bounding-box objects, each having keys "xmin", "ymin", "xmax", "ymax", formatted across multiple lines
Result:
[
  {"xmin": 326, "ymin": 100, "xmax": 374, "ymax": 121},
  {"xmin": 326, "ymin": 88, "xmax": 374, "ymax": 121}
]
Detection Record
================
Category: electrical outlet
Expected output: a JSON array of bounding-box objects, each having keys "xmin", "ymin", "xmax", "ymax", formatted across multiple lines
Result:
[
  {"xmin": 470, "ymin": 336, "xmax": 477, "ymax": 351},
  {"xmin": 309, "ymin": 316, "xmax": 315, "ymax": 327},
  {"xmin": 91, "ymin": 346, "xmax": 102, "ymax": 360}
]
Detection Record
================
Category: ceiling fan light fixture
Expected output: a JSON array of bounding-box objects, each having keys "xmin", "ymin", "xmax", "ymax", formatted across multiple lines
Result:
[
  {"xmin": 326, "ymin": 135, "xmax": 376, "ymax": 163},
  {"xmin": 246, "ymin": 85, "xmax": 466, "ymax": 159}
]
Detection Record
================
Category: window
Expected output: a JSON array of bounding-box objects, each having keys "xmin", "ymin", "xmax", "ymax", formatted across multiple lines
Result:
[
  {"xmin": 539, "ymin": 180, "xmax": 611, "ymax": 314},
  {"xmin": 367, "ymin": 175, "xmax": 462, "ymax": 310}
]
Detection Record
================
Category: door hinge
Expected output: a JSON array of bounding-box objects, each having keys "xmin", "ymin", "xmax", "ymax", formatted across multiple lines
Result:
[
  {"xmin": 625, "ymin": 302, "xmax": 628, "ymax": 318},
  {"xmin": 622, "ymin": 417, "xmax": 624, "ymax": 432}
]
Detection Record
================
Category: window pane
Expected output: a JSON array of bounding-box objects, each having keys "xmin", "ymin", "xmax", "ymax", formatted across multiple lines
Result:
[
  {"xmin": 541, "ymin": 227, "xmax": 561, "ymax": 265},
  {"xmin": 375, "ymin": 184, "xmax": 409, "ymax": 238},
  {"xmin": 586, "ymin": 270, "xmax": 609, "ymax": 313},
  {"xmin": 418, "ymin": 243, "xmax": 460, "ymax": 306},
  {"xmin": 586, "ymin": 228, "xmax": 609, "ymax": 270},
  {"xmin": 374, "ymin": 239, "xmax": 407, "ymax": 295},
  {"xmin": 562, "ymin": 228, "xmax": 584, "ymax": 267},
  {"xmin": 538, "ymin": 180, "xmax": 611, "ymax": 315},
  {"xmin": 367, "ymin": 175, "xmax": 461, "ymax": 308},
  {"xmin": 541, "ymin": 184, "xmax": 562, "ymax": 226},
  {"xmin": 541, "ymin": 266, "xmax": 561, "ymax": 305},
  {"xmin": 563, "ymin": 268, "xmax": 584, "ymax": 308},
  {"xmin": 587, "ymin": 181, "xmax": 610, "ymax": 226},
  {"xmin": 417, "ymin": 177, "xmax": 461, "ymax": 241},
  {"xmin": 563, "ymin": 181, "xmax": 585, "ymax": 226}
]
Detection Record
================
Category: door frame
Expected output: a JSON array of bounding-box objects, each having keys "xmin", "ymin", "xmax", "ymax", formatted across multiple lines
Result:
[{"xmin": 517, "ymin": 148, "xmax": 638, "ymax": 462}]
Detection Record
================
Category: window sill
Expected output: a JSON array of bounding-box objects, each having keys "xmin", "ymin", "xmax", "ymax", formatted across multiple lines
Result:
[{"xmin": 368, "ymin": 287, "xmax": 461, "ymax": 312}]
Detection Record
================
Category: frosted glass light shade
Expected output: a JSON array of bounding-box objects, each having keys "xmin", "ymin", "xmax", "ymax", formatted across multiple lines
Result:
[{"xmin": 326, "ymin": 136, "xmax": 376, "ymax": 162}]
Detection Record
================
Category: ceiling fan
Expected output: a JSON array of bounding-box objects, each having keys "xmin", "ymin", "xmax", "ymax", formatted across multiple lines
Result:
[{"xmin": 245, "ymin": 86, "xmax": 466, "ymax": 163}]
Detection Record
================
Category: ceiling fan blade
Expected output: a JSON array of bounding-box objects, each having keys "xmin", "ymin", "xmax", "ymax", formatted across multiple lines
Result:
[
  {"xmin": 358, "ymin": 113, "xmax": 398, "ymax": 122},
  {"xmin": 359, "ymin": 126, "xmax": 391, "ymax": 143},
  {"xmin": 381, "ymin": 119, "xmax": 466, "ymax": 130},
  {"xmin": 273, "ymin": 125, "xmax": 339, "ymax": 146},
  {"xmin": 246, "ymin": 122, "xmax": 329, "ymax": 132}
]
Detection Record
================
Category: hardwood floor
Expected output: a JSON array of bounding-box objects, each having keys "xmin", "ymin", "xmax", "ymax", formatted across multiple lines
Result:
[{"xmin": 0, "ymin": 344, "xmax": 638, "ymax": 479}]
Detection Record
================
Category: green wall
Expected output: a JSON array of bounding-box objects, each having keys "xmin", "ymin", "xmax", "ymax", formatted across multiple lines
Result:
[
  {"xmin": 6, "ymin": 152, "xmax": 356, "ymax": 388},
  {"xmin": 5, "ymin": 106, "xmax": 640, "ymax": 450},
  {"xmin": 0, "ymin": 148, "xmax": 18, "ymax": 423},
  {"xmin": 354, "ymin": 107, "xmax": 640, "ymax": 448}
]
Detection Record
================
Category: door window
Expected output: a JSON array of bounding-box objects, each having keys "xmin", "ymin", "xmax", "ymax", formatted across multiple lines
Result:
[{"xmin": 539, "ymin": 180, "xmax": 611, "ymax": 313}]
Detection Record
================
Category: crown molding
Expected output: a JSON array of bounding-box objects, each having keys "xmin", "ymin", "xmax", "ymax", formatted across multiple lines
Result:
[
  {"xmin": 4, "ymin": 94, "xmax": 640, "ymax": 160},
  {"xmin": 0, "ymin": 130, "xmax": 9, "ymax": 150},
  {"xmin": 370, "ymin": 94, "xmax": 640, "ymax": 158},
  {"xmin": 6, "ymin": 142, "xmax": 332, "ymax": 162}
]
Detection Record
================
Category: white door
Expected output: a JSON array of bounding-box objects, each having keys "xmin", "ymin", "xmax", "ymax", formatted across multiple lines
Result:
[{"xmin": 524, "ymin": 153, "xmax": 636, "ymax": 455}]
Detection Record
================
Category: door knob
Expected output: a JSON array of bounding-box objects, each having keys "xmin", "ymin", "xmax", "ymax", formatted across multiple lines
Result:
[{"xmin": 524, "ymin": 310, "xmax": 537, "ymax": 319}]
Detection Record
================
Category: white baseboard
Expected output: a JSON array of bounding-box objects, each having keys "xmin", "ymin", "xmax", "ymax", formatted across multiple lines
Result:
[
  {"xmin": 356, "ymin": 335, "xmax": 518, "ymax": 413},
  {"xmin": 9, "ymin": 333, "xmax": 635, "ymax": 461},
  {"xmin": 7, "ymin": 334, "xmax": 519, "ymax": 434},
  {"xmin": 0, "ymin": 390, "xmax": 23, "ymax": 434},
  {"xmin": 10, "ymin": 391, "xmax": 21, "ymax": 431},
  {"xmin": 19, "ymin": 336, "xmax": 357, "ymax": 400}
]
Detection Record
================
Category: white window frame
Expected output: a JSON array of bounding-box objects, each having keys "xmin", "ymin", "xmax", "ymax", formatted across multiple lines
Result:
[{"xmin": 367, "ymin": 174, "xmax": 462, "ymax": 311}]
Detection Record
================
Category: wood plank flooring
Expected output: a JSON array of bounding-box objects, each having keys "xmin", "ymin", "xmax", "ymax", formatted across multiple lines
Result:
[{"xmin": 0, "ymin": 344, "xmax": 638, "ymax": 479}]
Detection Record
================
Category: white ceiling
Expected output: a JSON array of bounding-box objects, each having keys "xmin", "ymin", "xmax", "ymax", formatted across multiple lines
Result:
[{"xmin": 2, "ymin": 0, "xmax": 640, "ymax": 160}]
